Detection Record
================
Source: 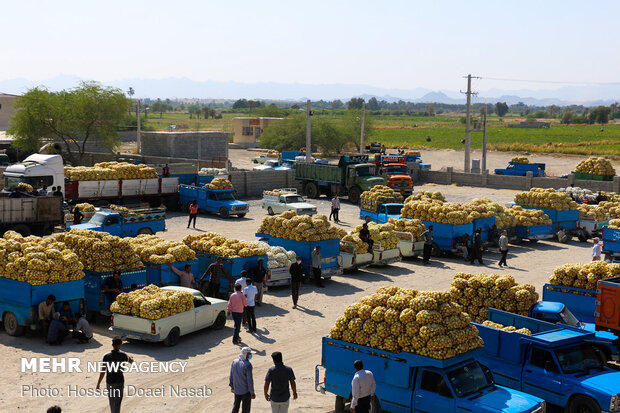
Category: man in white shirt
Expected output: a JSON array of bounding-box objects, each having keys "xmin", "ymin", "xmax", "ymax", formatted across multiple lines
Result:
[
  {"xmin": 244, "ymin": 280, "xmax": 258, "ymax": 333},
  {"xmin": 592, "ymin": 237, "xmax": 602, "ymax": 261},
  {"xmin": 330, "ymin": 195, "xmax": 341, "ymax": 223},
  {"xmin": 350, "ymin": 360, "xmax": 376, "ymax": 413},
  {"xmin": 73, "ymin": 313, "xmax": 93, "ymax": 344}
]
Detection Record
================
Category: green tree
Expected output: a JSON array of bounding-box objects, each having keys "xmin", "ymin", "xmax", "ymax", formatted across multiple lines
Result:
[
  {"xmin": 259, "ymin": 114, "xmax": 307, "ymax": 151},
  {"xmin": 8, "ymin": 81, "xmax": 130, "ymax": 164},
  {"xmin": 258, "ymin": 103, "xmax": 284, "ymax": 117},
  {"xmin": 232, "ymin": 99, "xmax": 248, "ymax": 109},
  {"xmin": 589, "ymin": 106, "xmax": 611, "ymax": 124},
  {"xmin": 426, "ymin": 103, "xmax": 435, "ymax": 116},
  {"xmin": 347, "ymin": 98, "xmax": 365, "ymax": 110},
  {"xmin": 367, "ymin": 97, "xmax": 380, "ymax": 111},
  {"xmin": 331, "ymin": 99, "xmax": 344, "ymax": 109},
  {"xmin": 494, "ymin": 102, "xmax": 509, "ymax": 117},
  {"xmin": 342, "ymin": 109, "xmax": 374, "ymax": 150}
]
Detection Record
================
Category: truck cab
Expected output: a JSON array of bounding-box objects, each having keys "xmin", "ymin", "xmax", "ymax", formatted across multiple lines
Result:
[
  {"xmin": 262, "ymin": 190, "xmax": 317, "ymax": 216},
  {"xmin": 360, "ymin": 203, "xmax": 403, "ymax": 224},
  {"xmin": 179, "ymin": 184, "xmax": 249, "ymax": 218},
  {"xmin": 67, "ymin": 208, "xmax": 166, "ymax": 237},
  {"xmin": 495, "ymin": 162, "xmax": 546, "ymax": 177},
  {"xmin": 344, "ymin": 163, "xmax": 385, "ymax": 194},
  {"xmin": 371, "ymin": 155, "xmax": 414, "ymax": 195},
  {"xmin": 3, "ymin": 154, "xmax": 65, "ymax": 193}
]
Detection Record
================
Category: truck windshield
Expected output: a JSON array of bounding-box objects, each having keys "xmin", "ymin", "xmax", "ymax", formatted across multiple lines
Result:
[
  {"xmin": 217, "ymin": 192, "xmax": 235, "ymax": 201},
  {"xmin": 387, "ymin": 166, "xmax": 407, "ymax": 174},
  {"xmin": 356, "ymin": 167, "xmax": 371, "ymax": 177},
  {"xmin": 555, "ymin": 344, "xmax": 605, "ymax": 373},
  {"xmin": 285, "ymin": 196, "xmax": 304, "ymax": 203},
  {"xmin": 386, "ymin": 205, "xmax": 403, "ymax": 214},
  {"xmin": 4, "ymin": 175, "xmax": 54, "ymax": 190},
  {"xmin": 89, "ymin": 212, "xmax": 106, "ymax": 225},
  {"xmin": 559, "ymin": 307, "xmax": 580, "ymax": 327},
  {"xmin": 447, "ymin": 361, "xmax": 493, "ymax": 397}
]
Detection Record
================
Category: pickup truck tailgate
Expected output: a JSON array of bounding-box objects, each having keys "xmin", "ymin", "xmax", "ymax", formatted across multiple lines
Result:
[{"xmin": 112, "ymin": 314, "xmax": 154, "ymax": 335}]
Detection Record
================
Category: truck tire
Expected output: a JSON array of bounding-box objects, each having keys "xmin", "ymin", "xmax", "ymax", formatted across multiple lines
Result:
[
  {"xmin": 335, "ymin": 396, "xmax": 346, "ymax": 412},
  {"xmin": 163, "ymin": 327, "xmax": 181, "ymax": 346},
  {"xmin": 370, "ymin": 397, "xmax": 383, "ymax": 413},
  {"xmin": 348, "ymin": 187, "xmax": 361, "ymax": 204},
  {"xmin": 138, "ymin": 228, "xmax": 154, "ymax": 235},
  {"xmin": 569, "ymin": 395, "xmax": 600, "ymax": 413},
  {"xmin": 431, "ymin": 242, "xmax": 441, "ymax": 257},
  {"xmin": 237, "ymin": 213, "xmax": 247, "ymax": 218},
  {"xmin": 495, "ymin": 171, "xmax": 503, "ymax": 175},
  {"xmin": 267, "ymin": 207, "xmax": 274, "ymax": 215},
  {"xmin": 3, "ymin": 312, "xmax": 25, "ymax": 336},
  {"xmin": 305, "ymin": 182, "xmax": 319, "ymax": 199},
  {"xmin": 212, "ymin": 312, "xmax": 226, "ymax": 330},
  {"xmin": 219, "ymin": 207, "xmax": 230, "ymax": 218},
  {"xmin": 10, "ymin": 224, "xmax": 31, "ymax": 237}
]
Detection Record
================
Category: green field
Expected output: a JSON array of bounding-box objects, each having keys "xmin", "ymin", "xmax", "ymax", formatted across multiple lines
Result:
[{"xmin": 142, "ymin": 112, "xmax": 620, "ymax": 156}]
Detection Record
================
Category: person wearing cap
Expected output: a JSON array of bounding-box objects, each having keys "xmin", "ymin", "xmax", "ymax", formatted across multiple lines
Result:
[
  {"xmin": 289, "ymin": 256, "xmax": 304, "ymax": 309},
  {"xmin": 47, "ymin": 312, "xmax": 68, "ymax": 345},
  {"xmin": 264, "ymin": 351, "xmax": 297, "ymax": 413},
  {"xmin": 592, "ymin": 237, "xmax": 602, "ymax": 261},
  {"xmin": 230, "ymin": 347, "xmax": 256, "ymax": 413},
  {"xmin": 249, "ymin": 258, "xmax": 267, "ymax": 306},
  {"xmin": 350, "ymin": 360, "xmax": 376, "ymax": 413},
  {"xmin": 228, "ymin": 283, "xmax": 248, "ymax": 344},
  {"xmin": 97, "ymin": 337, "xmax": 134, "ymax": 413},
  {"xmin": 38, "ymin": 294, "xmax": 56, "ymax": 335}
]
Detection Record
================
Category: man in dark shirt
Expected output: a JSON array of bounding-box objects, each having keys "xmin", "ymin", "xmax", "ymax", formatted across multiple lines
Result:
[
  {"xmin": 102, "ymin": 271, "xmax": 123, "ymax": 307},
  {"xmin": 47, "ymin": 313, "xmax": 67, "ymax": 345},
  {"xmin": 59, "ymin": 301, "xmax": 75, "ymax": 327},
  {"xmin": 264, "ymin": 351, "xmax": 297, "ymax": 413},
  {"xmin": 289, "ymin": 257, "xmax": 304, "ymax": 309},
  {"xmin": 250, "ymin": 258, "xmax": 267, "ymax": 306},
  {"xmin": 470, "ymin": 228, "xmax": 484, "ymax": 265},
  {"xmin": 200, "ymin": 257, "xmax": 233, "ymax": 297},
  {"xmin": 97, "ymin": 337, "xmax": 134, "ymax": 413},
  {"xmin": 358, "ymin": 223, "xmax": 374, "ymax": 251}
]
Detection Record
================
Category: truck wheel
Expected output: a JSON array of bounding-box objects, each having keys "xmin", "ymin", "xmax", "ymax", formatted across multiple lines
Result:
[
  {"xmin": 237, "ymin": 213, "xmax": 247, "ymax": 218},
  {"xmin": 219, "ymin": 207, "xmax": 230, "ymax": 218},
  {"xmin": 138, "ymin": 228, "xmax": 154, "ymax": 235},
  {"xmin": 267, "ymin": 207, "xmax": 274, "ymax": 215},
  {"xmin": 3, "ymin": 312, "xmax": 25, "ymax": 336},
  {"xmin": 370, "ymin": 397, "xmax": 383, "ymax": 413},
  {"xmin": 10, "ymin": 224, "xmax": 31, "ymax": 237},
  {"xmin": 305, "ymin": 182, "xmax": 319, "ymax": 199},
  {"xmin": 431, "ymin": 242, "xmax": 441, "ymax": 257},
  {"xmin": 212, "ymin": 312, "xmax": 226, "ymax": 330},
  {"xmin": 163, "ymin": 327, "xmax": 180, "ymax": 346},
  {"xmin": 529, "ymin": 239, "xmax": 538, "ymax": 243},
  {"xmin": 569, "ymin": 395, "xmax": 600, "ymax": 413},
  {"xmin": 495, "ymin": 171, "xmax": 503, "ymax": 175},
  {"xmin": 335, "ymin": 396, "xmax": 346, "ymax": 412},
  {"xmin": 348, "ymin": 187, "xmax": 361, "ymax": 204}
]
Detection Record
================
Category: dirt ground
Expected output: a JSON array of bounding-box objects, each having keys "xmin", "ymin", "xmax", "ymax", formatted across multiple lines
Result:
[{"xmin": 0, "ymin": 183, "xmax": 589, "ymax": 412}]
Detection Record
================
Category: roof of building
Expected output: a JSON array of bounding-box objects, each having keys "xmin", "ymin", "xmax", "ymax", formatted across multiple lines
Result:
[{"xmin": 0, "ymin": 93, "xmax": 21, "ymax": 98}]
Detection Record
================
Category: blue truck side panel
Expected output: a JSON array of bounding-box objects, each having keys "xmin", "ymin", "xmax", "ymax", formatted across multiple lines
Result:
[
  {"xmin": 359, "ymin": 204, "xmax": 403, "ymax": 224},
  {"xmin": 83, "ymin": 268, "xmax": 147, "ymax": 312},
  {"xmin": 179, "ymin": 184, "xmax": 248, "ymax": 215},
  {"xmin": 0, "ymin": 278, "xmax": 85, "ymax": 325},
  {"xmin": 542, "ymin": 283, "xmax": 596, "ymax": 323},
  {"xmin": 517, "ymin": 205, "xmax": 578, "ymax": 230},
  {"xmin": 419, "ymin": 220, "xmax": 473, "ymax": 251},
  {"xmin": 602, "ymin": 227, "xmax": 620, "ymax": 253},
  {"xmin": 495, "ymin": 162, "xmax": 546, "ymax": 177},
  {"xmin": 256, "ymin": 233, "xmax": 339, "ymax": 274},
  {"xmin": 145, "ymin": 260, "xmax": 199, "ymax": 287},
  {"xmin": 473, "ymin": 217, "xmax": 495, "ymax": 241},
  {"xmin": 282, "ymin": 151, "xmax": 304, "ymax": 161},
  {"xmin": 195, "ymin": 252, "xmax": 267, "ymax": 294},
  {"xmin": 514, "ymin": 224, "xmax": 553, "ymax": 238}
]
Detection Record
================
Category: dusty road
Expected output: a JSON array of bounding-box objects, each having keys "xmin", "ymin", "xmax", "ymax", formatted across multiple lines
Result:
[{"xmin": 0, "ymin": 184, "xmax": 590, "ymax": 412}]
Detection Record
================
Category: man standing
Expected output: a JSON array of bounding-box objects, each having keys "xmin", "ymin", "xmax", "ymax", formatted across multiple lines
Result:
[
  {"xmin": 96, "ymin": 337, "xmax": 134, "ymax": 413},
  {"xmin": 350, "ymin": 360, "xmax": 376, "ymax": 413},
  {"xmin": 329, "ymin": 194, "xmax": 340, "ymax": 223},
  {"xmin": 162, "ymin": 163, "xmax": 170, "ymax": 177},
  {"xmin": 230, "ymin": 347, "xmax": 256, "ymax": 413},
  {"xmin": 311, "ymin": 246, "xmax": 324, "ymax": 288},
  {"xmin": 498, "ymin": 230, "xmax": 509, "ymax": 267},
  {"xmin": 289, "ymin": 257, "xmax": 303, "ymax": 309},
  {"xmin": 73, "ymin": 313, "xmax": 93, "ymax": 344},
  {"xmin": 38, "ymin": 294, "xmax": 56, "ymax": 336},
  {"xmin": 244, "ymin": 280, "xmax": 258, "ymax": 333},
  {"xmin": 470, "ymin": 228, "xmax": 484, "ymax": 265},
  {"xmin": 228, "ymin": 284, "xmax": 248, "ymax": 344},
  {"xmin": 264, "ymin": 351, "xmax": 297, "ymax": 413},
  {"xmin": 200, "ymin": 257, "xmax": 233, "ymax": 297},
  {"xmin": 250, "ymin": 258, "xmax": 267, "ymax": 306},
  {"xmin": 592, "ymin": 237, "xmax": 602, "ymax": 261},
  {"xmin": 421, "ymin": 225, "xmax": 434, "ymax": 265},
  {"xmin": 187, "ymin": 199, "xmax": 199, "ymax": 229},
  {"xmin": 102, "ymin": 271, "xmax": 123, "ymax": 307},
  {"xmin": 168, "ymin": 263, "xmax": 196, "ymax": 289}
]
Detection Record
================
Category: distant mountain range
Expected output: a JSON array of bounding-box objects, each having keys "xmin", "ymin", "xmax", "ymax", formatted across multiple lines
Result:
[{"xmin": 0, "ymin": 75, "xmax": 618, "ymax": 107}]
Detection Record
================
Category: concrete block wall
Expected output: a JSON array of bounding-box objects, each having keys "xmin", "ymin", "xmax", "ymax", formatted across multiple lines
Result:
[
  {"xmin": 230, "ymin": 170, "xmax": 301, "ymax": 198},
  {"xmin": 141, "ymin": 131, "xmax": 230, "ymax": 160}
]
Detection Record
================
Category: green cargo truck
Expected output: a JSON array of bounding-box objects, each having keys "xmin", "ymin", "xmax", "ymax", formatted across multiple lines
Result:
[{"xmin": 294, "ymin": 155, "xmax": 386, "ymax": 204}]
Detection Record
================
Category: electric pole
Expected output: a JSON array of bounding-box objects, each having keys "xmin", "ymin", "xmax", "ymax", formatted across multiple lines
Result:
[
  {"xmin": 482, "ymin": 104, "xmax": 488, "ymax": 173},
  {"xmin": 461, "ymin": 74, "xmax": 479, "ymax": 172},
  {"xmin": 305, "ymin": 100, "xmax": 312, "ymax": 162},
  {"xmin": 360, "ymin": 102, "xmax": 366, "ymax": 154},
  {"xmin": 137, "ymin": 99, "xmax": 142, "ymax": 154}
]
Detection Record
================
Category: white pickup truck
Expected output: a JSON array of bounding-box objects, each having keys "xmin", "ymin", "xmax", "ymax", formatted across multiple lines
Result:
[
  {"xmin": 109, "ymin": 287, "xmax": 227, "ymax": 346},
  {"xmin": 262, "ymin": 189, "xmax": 317, "ymax": 216}
]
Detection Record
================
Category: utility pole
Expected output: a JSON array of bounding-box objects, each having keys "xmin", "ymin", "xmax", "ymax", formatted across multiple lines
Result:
[
  {"xmin": 360, "ymin": 102, "xmax": 366, "ymax": 154},
  {"xmin": 482, "ymin": 104, "xmax": 488, "ymax": 173},
  {"xmin": 305, "ymin": 100, "xmax": 312, "ymax": 162},
  {"xmin": 461, "ymin": 74, "xmax": 479, "ymax": 172},
  {"xmin": 136, "ymin": 99, "xmax": 142, "ymax": 154}
]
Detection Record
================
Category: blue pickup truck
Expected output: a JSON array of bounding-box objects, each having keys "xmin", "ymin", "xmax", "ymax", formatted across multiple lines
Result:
[
  {"xmin": 315, "ymin": 336, "xmax": 545, "ymax": 413},
  {"xmin": 475, "ymin": 308, "xmax": 620, "ymax": 413},
  {"xmin": 495, "ymin": 162, "xmax": 546, "ymax": 177},
  {"xmin": 179, "ymin": 184, "xmax": 249, "ymax": 218},
  {"xmin": 0, "ymin": 277, "xmax": 85, "ymax": 336},
  {"xmin": 360, "ymin": 203, "xmax": 403, "ymax": 223},
  {"xmin": 68, "ymin": 208, "xmax": 166, "ymax": 237}
]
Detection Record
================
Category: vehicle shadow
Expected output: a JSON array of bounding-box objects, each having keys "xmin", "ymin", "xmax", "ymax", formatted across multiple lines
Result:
[{"xmin": 0, "ymin": 330, "xmax": 104, "ymax": 355}]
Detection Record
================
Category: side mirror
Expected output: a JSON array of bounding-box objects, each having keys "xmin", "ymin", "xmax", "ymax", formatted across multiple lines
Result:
[{"xmin": 482, "ymin": 365, "xmax": 494, "ymax": 383}]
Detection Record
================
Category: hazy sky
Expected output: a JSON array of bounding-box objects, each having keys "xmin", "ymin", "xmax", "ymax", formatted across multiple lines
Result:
[{"xmin": 2, "ymin": 0, "xmax": 619, "ymax": 92}]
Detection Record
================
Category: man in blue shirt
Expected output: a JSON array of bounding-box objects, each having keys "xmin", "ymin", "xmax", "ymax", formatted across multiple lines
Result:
[
  {"xmin": 102, "ymin": 271, "xmax": 123, "ymax": 306},
  {"xmin": 264, "ymin": 351, "xmax": 297, "ymax": 413},
  {"xmin": 47, "ymin": 313, "xmax": 67, "ymax": 345},
  {"xmin": 229, "ymin": 347, "xmax": 256, "ymax": 413}
]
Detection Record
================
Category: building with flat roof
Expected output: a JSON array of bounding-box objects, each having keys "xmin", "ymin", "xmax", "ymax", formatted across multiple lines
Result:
[
  {"xmin": 0, "ymin": 93, "xmax": 19, "ymax": 131},
  {"xmin": 232, "ymin": 117, "xmax": 282, "ymax": 147}
]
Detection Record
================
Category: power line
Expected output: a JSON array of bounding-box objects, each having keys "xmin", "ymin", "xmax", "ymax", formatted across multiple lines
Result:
[{"xmin": 481, "ymin": 77, "xmax": 620, "ymax": 86}]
